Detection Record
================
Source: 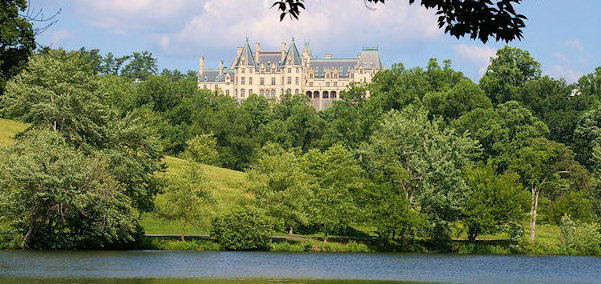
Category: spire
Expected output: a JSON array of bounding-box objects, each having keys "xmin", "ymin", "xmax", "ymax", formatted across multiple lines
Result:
[
  {"xmin": 282, "ymin": 37, "xmax": 301, "ymax": 66},
  {"xmin": 235, "ymin": 38, "xmax": 256, "ymax": 67}
]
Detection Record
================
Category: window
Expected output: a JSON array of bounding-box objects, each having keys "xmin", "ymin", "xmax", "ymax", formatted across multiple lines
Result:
[
  {"xmin": 296, "ymin": 68, "xmax": 299, "ymax": 73},
  {"xmin": 295, "ymin": 77, "xmax": 299, "ymax": 84},
  {"xmin": 287, "ymin": 68, "xmax": 291, "ymax": 73},
  {"xmin": 235, "ymin": 89, "xmax": 238, "ymax": 97},
  {"xmin": 271, "ymin": 77, "xmax": 276, "ymax": 85},
  {"xmin": 281, "ymin": 77, "xmax": 284, "ymax": 85},
  {"xmin": 260, "ymin": 77, "xmax": 264, "ymax": 85},
  {"xmin": 241, "ymin": 68, "xmax": 245, "ymax": 74},
  {"xmin": 203, "ymin": 85, "xmax": 207, "ymax": 89},
  {"xmin": 295, "ymin": 89, "xmax": 299, "ymax": 94},
  {"xmin": 309, "ymin": 82, "xmax": 313, "ymax": 87},
  {"xmin": 271, "ymin": 89, "xmax": 275, "ymax": 97},
  {"xmin": 241, "ymin": 89, "xmax": 246, "ymax": 97},
  {"xmin": 249, "ymin": 68, "xmax": 253, "ymax": 74},
  {"xmin": 249, "ymin": 77, "xmax": 253, "ymax": 85},
  {"xmin": 287, "ymin": 77, "xmax": 291, "ymax": 84},
  {"xmin": 326, "ymin": 82, "xmax": 330, "ymax": 87},
  {"xmin": 241, "ymin": 77, "xmax": 245, "ymax": 85},
  {"xmin": 334, "ymin": 82, "xmax": 338, "ymax": 87},
  {"xmin": 226, "ymin": 90, "xmax": 230, "ymax": 95},
  {"xmin": 235, "ymin": 77, "xmax": 238, "ymax": 84},
  {"xmin": 249, "ymin": 89, "xmax": 253, "ymax": 95}
]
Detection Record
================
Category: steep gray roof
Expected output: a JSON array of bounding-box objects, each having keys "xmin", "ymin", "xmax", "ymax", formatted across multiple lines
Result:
[
  {"xmin": 257, "ymin": 52, "xmax": 282, "ymax": 71},
  {"xmin": 358, "ymin": 47, "xmax": 383, "ymax": 69},
  {"xmin": 310, "ymin": 59, "xmax": 359, "ymax": 78},
  {"xmin": 234, "ymin": 39, "xmax": 256, "ymax": 67},
  {"xmin": 200, "ymin": 68, "xmax": 233, "ymax": 83},
  {"xmin": 282, "ymin": 38, "xmax": 302, "ymax": 66}
]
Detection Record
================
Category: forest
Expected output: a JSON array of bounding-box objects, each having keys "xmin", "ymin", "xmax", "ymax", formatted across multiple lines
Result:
[{"xmin": 1, "ymin": 45, "xmax": 601, "ymax": 254}]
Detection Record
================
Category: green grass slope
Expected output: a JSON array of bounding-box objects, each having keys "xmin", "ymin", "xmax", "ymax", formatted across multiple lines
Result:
[
  {"xmin": 139, "ymin": 156, "xmax": 250, "ymax": 235},
  {"xmin": 0, "ymin": 118, "xmax": 28, "ymax": 146}
]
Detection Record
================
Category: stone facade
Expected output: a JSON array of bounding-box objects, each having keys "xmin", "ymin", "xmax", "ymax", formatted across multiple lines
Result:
[{"xmin": 198, "ymin": 38, "xmax": 384, "ymax": 109}]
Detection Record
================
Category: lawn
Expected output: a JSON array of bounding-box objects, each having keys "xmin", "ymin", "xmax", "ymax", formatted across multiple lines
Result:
[{"xmin": 0, "ymin": 118, "xmax": 28, "ymax": 146}]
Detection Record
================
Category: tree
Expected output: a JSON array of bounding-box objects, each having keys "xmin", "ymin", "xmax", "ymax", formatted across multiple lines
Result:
[
  {"xmin": 301, "ymin": 145, "xmax": 363, "ymax": 241},
  {"xmin": 246, "ymin": 143, "xmax": 313, "ymax": 235},
  {"xmin": 272, "ymin": 0, "xmax": 526, "ymax": 43},
  {"xmin": 480, "ymin": 46, "xmax": 541, "ymax": 105},
  {"xmin": 154, "ymin": 162, "xmax": 217, "ymax": 241},
  {"xmin": 181, "ymin": 133, "xmax": 219, "ymax": 165},
  {"xmin": 212, "ymin": 205, "xmax": 272, "ymax": 251},
  {"xmin": 121, "ymin": 51, "xmax": 158, "ymax": 80},
  {"xmin": 510, "ymin": 137, "xmax": 582, "ymax": 243},
  {"xmin": 1, "ymin": 50, "xmax": 112, "ymax": 148},
  {"xmin": 461, "ymin": 162, "xmax": 528, "ymax": 242},
  {"xmin": 0, "ymin": 0, "xmax": 35, "ymax": 95},
  {"xmin": 361, "ymin": 106, "xmax": 479, "ymax": 242},
  {"xmin": 423, "ymin": 78, "xmax": 492, "ymax": 120},
  {"xmin": 0, "ymin": 131, "xmax": 138, "ymax": 249},
  {"xmin": 574, "ymin": 105, "xmax": 601, "ymax": 170}
]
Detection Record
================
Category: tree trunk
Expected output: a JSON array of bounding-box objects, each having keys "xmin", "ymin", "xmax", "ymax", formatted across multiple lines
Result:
[
  {"xmin": 529, "ymin": 188, "xmax": 540, "ymax": 244},
  {"xmin": 288, "ymin": 227, "xmax": 293, "ymax": 235},
  {"xmin": 181, "ymin": 227, "xmax": 185, "ymax": 242}
]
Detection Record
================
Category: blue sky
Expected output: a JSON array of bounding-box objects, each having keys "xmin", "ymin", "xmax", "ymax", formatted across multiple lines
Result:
[{"xmin": 33, "ymin": 0, "xmax": 600, "ymax": 83}]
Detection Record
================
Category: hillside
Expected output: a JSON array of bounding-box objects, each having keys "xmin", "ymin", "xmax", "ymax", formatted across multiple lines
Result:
[
  {"xmin": 0, "ymin": 117, "xmax": 249, "ymax": 235},
  {"xmin": 0, "ymin": 118, "xmax": 28, "ymax": 146}
]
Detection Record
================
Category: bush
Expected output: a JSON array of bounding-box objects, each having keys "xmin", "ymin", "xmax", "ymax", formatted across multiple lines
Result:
[
  {"xmin": 347, "ymin": 241, "xmax": 370, "ymax": 252},
  {"xmin": 270, "ymin": 241, "xmax": 304, "ymax": 252},
  {"xmin": 559, "ymin": 214, "xmax": 601, "ymax": 255},
  {"xmin": 212, "ymin": 205, "xmax": 272, "ymax": 251}
]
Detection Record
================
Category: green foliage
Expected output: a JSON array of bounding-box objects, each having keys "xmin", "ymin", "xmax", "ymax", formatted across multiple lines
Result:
[
  {"xmin": 120, "ymin": 51, "xmax": 158, "ymax": 80},
  {"xmin": 461, "ymin": 162, "xmax": 528, "ymax": 241},
  {"xmin": 423, "ymin": 78, "xmax": 492, "ymax": 120},
  {"xmin": 2, "ymin": 50, "xmax": 113, "ymax": 148},
  {"xmin": 212, "ymin": 205, "xmax": 272, "ymax": 250},
  {"xmin": 247, "ymin": 143, "xmax": 313, "ymax": 234},
  {"xmin": 574, "ymin": 105, "xmax": 601, "ymax": 170},
  {"xmin": 559, "ymin": 215, "xmax": 601, "ymax": 255},
  {"xmin": 545, "ymin": 191, "xmax": 594, "ymax": 225},
  {"xmin": 181, "ymin": 133, "xmax": 219, "ymax": 165},
  {"xmin": 154, "ymin": 162, "xmax": 217, "ymax": 241},
  {"xmin": 301, "ymin": 145, "xmax": 363, "ymax": 241},
  {"xmin": 0, "ymin": 0, "xmax": 35, "ymax": 95},
  {"xmin": 480, "ymin": 46, "xmax": 541, "ymax": 105},
  {"xmin": 362, "ymin": 106, "xmax": 478, "ymax": 228},
  {"xmin": 0, "ymin": 131, "xmax": 138, "ymax": 249}
]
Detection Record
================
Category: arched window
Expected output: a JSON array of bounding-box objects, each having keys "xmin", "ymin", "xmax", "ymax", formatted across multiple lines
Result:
[
  {"xmin": 323, "ymin": 91, "xmax": 329, "ymax": 99},
  {"xmin": 331, "ymin": 91, "xmax": 337, "ymax": 99},
  {"xmin": 260, "ymin": 89, "xmax": 264, "ymax": 96},
  {"xmin": 294, "ymin": 89, "xmax": 299, "ymax": 94},
  {"xmin": 249, "ymin": 89, "xmax": 253, "ymax": 95},
  {"xmin": 271, "ymin": 89, "xmax": 276, "ymax": 97},
  {"xmin": 241, "ymin": 89, "xmax": 246, "ymax": 97},
  {"xmin": 226, "ymin": 90, "xmax": 230, "ymax": 95},
  {"xmin": 313, "ymin": 91, "xmax": 319, "ymax": 99},
  {"xmin": 306, "ymin": 91, "xmax": 312, "ymax": 98},
  {"xmin": 286, "ymin": 88, "xmax": 291, "ymax": 94}
]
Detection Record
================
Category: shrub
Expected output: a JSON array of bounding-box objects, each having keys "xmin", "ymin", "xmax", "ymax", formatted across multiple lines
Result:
[
  {"xmin": 270, "ymin": 241, "xmax": 304, "ymax": 252},
  {"xmin": 559, "ymin": 214, "xmax": 601, "ymax": 255},
  {"xmin": 212, "ymin": 205, "xmax": 272, "ymax": 251},
  {"xmin": 347, "ymin": 241, "xmax": 370, "ymax": 252}
]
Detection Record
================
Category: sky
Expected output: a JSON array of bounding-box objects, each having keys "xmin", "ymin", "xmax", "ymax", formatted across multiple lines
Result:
[{"xmin": 31, "ymin": 0, "xmax": 601, "ymax": 83}]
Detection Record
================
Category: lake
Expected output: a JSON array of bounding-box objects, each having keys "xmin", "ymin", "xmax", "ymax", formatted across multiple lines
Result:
[{"xmin": 1, "ymin": 250, "xmax": 601, "ymax": 283}]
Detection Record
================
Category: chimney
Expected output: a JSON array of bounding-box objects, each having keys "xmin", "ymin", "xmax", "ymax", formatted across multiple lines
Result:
[
  {"xmin": 281, "ymin": 42, "xmax": 286, "ymax": 60},
  {"xmin": 199, "ymin": 56, "xmax": 204, "ymax": 77},
  {"xmin": 325, "ymin": 53, "xmax": 332, "ymax": 59},
  {"xmin": 255, "ymin": 42, "xmax": 260, "ymax": 60},
  {"xmin": 219, "ymin": 60, "xmax": 223, "ymax": 74},
  {"xmin": 236, "ymin": 47, "xmax": 242, "ymax": 59}
]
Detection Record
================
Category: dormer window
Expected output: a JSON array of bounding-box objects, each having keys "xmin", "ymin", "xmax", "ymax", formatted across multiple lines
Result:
[
  {"xmin": 204, "ymin": 76, "xmax": 208, "ymax": 82},
  {"xmin": 215, "ymin": 76, "xmax": 219, "ymax": 82}
]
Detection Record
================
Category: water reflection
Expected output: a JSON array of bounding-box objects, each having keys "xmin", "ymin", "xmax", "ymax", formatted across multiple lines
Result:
[{"xmin": 1, "ymin": 251, "xmax": 601, "ymax": 283}]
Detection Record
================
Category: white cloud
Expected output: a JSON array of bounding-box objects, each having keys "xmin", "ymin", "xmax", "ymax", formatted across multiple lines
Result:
[
  {"xmin": 547, "ymin": 65, "xmax": 582, "ymax": 82},
  {"xmin": 544, "ymin": 39, "xmax": 588, "ymax": 82},
  {"xmin": 72, "ymin": 0, "xmax": 442, "ymax": 58},
  {"xmin": 453, "ymin": 44, "xmax": 497, "ymax": 76},
  {"xmin": 49, "ymin": 29, "xmax": 74, "ymax": 46}
]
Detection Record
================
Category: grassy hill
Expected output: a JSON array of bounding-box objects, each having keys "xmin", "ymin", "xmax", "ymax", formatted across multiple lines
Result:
[
  {"xmin": 140, "ymin": 156, "xmax": 250, "ymax": 234},
  {"xmin": 0, "ymin": 117, "xmax": 249, "ymax": 235},
  {"xmin": 0, "ymin": 118, "xmax": 28, "ymax": 146}
]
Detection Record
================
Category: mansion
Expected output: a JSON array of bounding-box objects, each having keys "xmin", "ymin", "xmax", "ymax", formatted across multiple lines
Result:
[{"xmin": 198, "ymin": 38, "xmax": 384, "ymax": 109}]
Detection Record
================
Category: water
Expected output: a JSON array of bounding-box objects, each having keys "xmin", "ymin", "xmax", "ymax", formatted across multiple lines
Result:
[{"xmin": 1, "ymin": 250, "xmax": 601, "ymax": 283}]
